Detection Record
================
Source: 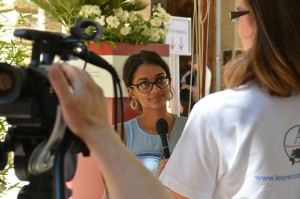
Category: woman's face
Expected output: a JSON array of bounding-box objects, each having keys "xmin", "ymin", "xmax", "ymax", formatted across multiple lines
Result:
[
  {"xmin": 237, "ymin": 0, "xmax": 256, "ymax": 51},
  {"xmin": 128, "ymin": 64, "xmax": 170, "ymax": 110}
]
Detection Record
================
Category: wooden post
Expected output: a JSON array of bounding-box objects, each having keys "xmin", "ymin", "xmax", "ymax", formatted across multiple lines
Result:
[
  {"xmin": 197, "ymin": 0, "xmax": 216, "ymax": 98},
  {"xmin": 206, "ymin": 0, "xmax": 216, "ymax": 93}
]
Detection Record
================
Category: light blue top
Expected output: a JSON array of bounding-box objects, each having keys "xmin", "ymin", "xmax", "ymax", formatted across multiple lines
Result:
[{"xmin": 124, "ymin": 116, "xmax": 187, "ymax": 173}]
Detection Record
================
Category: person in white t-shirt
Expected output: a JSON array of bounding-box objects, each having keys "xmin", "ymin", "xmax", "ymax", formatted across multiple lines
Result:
[{"xmin": 159, "ymin": 0, "xmax": 300, "ymax": 198}]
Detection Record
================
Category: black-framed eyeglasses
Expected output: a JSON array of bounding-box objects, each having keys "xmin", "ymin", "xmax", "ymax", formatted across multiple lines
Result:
[
  {"xmin": 130, "ymin": 76, "xmax": 170, "ymax": 94},
  {"xmin": 230, "ymin": 11, "xmax": 250, "ymax": 22}
]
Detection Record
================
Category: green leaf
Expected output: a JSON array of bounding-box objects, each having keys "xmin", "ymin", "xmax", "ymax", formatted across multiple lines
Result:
[
  {"xmin": 121, "ymin": 0, "xmax": 148, "ymax": 11},
  {"xmin": 81, "ymin": 0, "xmax": 108, "ymax": 6},
  {"xmin": 106, "ymin": 0, "xmax": 122, "ymax": 8}
]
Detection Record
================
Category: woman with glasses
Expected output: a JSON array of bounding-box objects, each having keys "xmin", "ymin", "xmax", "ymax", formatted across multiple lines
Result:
[
  {"xmin": 160, "ymin": 0, "xmax": 300, "ymax": 198},
  {"xmin": 119, "ymin": 50, "xmax": 187, "ymax": 175}
]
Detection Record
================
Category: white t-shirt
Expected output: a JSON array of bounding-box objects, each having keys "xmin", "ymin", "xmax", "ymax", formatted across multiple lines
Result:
[{"xmin": 160, "ymin": 83, "xmax": 300, "ymax": 198}]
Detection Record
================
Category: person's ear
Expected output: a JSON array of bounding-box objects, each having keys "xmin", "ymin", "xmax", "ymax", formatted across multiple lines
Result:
[{"xmin": 127, "ymin": 87, "xmax": 136, "ymax": 98}]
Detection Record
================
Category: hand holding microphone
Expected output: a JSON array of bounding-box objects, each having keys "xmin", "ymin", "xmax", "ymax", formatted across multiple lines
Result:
[{"xmin": 156, "ymin": 118, "xmax": 170, "ymax": 159}]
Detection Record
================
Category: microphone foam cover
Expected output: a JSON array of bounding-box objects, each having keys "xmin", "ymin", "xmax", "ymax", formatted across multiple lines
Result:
[{"xmin": 156, "ymin": 118, "xmax": 169, "ymax": 136}]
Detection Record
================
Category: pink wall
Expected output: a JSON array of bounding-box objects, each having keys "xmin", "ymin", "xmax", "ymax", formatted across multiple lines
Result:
[{"xmin": 68, "ymin": 155, "xmax": 105, "ymax": 199}]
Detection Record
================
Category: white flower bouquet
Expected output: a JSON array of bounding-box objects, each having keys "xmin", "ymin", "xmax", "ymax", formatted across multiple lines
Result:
[{"xmin": 28, "ymin": 0, "xmax": 171, "ymax": 45}]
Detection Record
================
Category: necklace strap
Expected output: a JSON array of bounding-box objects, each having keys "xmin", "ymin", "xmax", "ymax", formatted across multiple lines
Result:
[{"xmin": 167, "ymin": 114, "xmax": 176, "ymax": 141}]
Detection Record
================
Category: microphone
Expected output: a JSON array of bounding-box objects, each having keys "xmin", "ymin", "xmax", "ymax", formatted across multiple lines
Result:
[{"xmin": 156, "ymin": 118, "xmax": 170, "ymax": 159}]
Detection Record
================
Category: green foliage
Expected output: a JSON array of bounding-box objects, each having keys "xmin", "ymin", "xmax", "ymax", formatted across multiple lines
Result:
[
  {"xmin": 0, "ymin": 39, "xmax": 30, "ymax": 66},
  {"xmin": 28, "ymin": 0, "xmax": 147, "ymax": 27},
  {"xmin": 0, "ymin": 118, "xmax": 20, "ymax": 197},
  {"xmin": 27, "ymin": 0, "xmax": 81, "ymax": 26},
  {"xmin": 0, "ymin": 12, "xmax": 31, "ymax": 66},
  {"xmin": 0, "ymin": 118, "xmax": 6, "ymax": 141},
  {"xmin": 0, "ymin": 1, "xmax": 31, "ymax": 196},
  {"xmin": 121, "ymin": 0, "xmax": 148, "ymax": 11}
]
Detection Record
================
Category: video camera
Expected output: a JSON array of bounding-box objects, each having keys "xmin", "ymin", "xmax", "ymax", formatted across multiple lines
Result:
[{"xmin": 0, "ymin": 19, "xmax": 122, "ymax": 199}]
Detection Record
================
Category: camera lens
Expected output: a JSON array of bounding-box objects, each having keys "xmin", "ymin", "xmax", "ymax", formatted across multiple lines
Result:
[
  {"xmin": 0, "ymin": 72, "xmax": 13, "ymax": 94},
  {"xmin": 0, "ymin": 63, "xmax": 25, "ymax": 104}
]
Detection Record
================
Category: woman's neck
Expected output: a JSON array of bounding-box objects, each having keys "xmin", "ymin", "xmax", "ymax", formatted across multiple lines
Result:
[{"xmin": 137, "ymin": 110, "xmax": 174, "ymax": 135}]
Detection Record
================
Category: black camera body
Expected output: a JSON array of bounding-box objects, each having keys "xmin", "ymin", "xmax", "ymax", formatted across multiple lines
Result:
[
  {"xmin": 0, "ymin": 62, "xmax": 57, "ymax": 128},
  {"xmin": 0, "ymin": 19, "xmax": 107, "ymax": 199}
]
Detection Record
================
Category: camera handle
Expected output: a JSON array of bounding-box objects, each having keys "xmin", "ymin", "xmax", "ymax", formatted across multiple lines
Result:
[
  {"xmin": 28, "ymin": 106, "xmax": 66, "ymax": 175},
  {"xmin": 19, "ymin": 106, "xmax": 69, "ymax": 199},
  {"xmin": 15, "ymin": 106, "xmax": 82, "ymax": 199}
]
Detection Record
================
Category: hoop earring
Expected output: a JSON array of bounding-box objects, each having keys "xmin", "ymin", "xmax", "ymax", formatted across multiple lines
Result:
[
  {"xmin": 167, "ymin": 90, "xmax": 173, "ymax": 101},
  {"xmin": 130, "ymin": 99, "xmax": 139, "ymax": 110},
  {"xmin": 166, "ymin": 90, "xmax": 173, "ymax": 109}
]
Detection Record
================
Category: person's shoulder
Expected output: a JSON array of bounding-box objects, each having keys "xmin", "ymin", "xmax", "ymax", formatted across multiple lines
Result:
[
  {"xmin": 175, "ymin": 116, "xmax": 188, "ymax": 126},
  {"xmin": 194, "ymin": 83, "xmax": 266, "ymax": 113},
  {"xmin": 203, "ymin": 83, "xmax": 262, "ymax": 101},
  {"xmin": 124, "ymin": 117, "xmax": 138, "ymax": 124},
  {"xmin": 118, "ymin": 117, "xmax": 138, "ymax": 131},
  {"xmin": 176, "ymin": 115, "xmax": 188, "ymax": 121}
]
